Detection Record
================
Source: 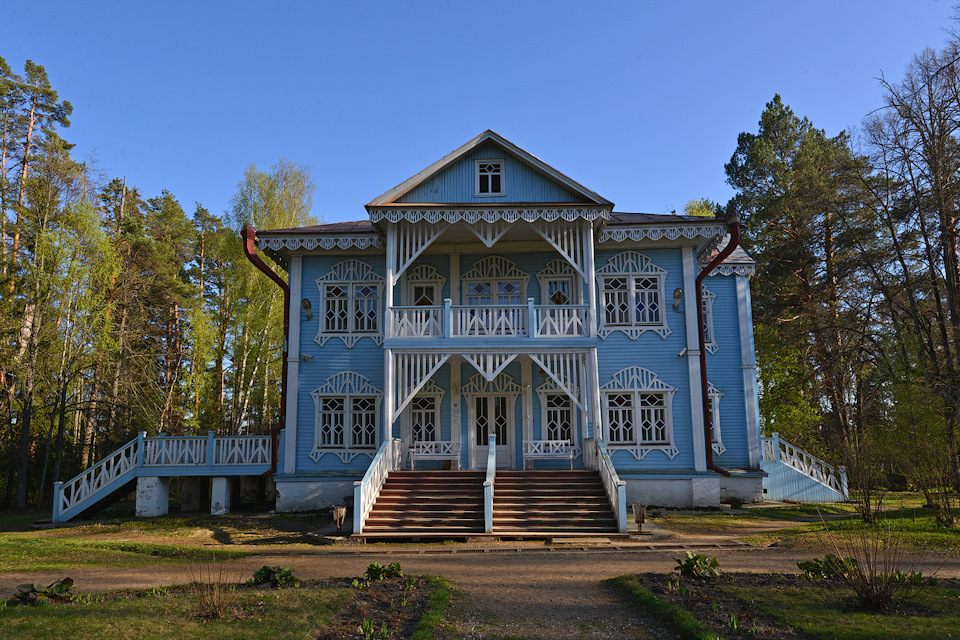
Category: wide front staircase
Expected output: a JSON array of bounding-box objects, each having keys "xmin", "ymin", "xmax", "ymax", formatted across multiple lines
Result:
[{"xmin": 358, "ymin": 469, "xmax": 618, "ymax": 538}]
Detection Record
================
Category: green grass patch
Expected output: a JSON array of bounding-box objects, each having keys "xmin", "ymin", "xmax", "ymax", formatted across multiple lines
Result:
[
  {"xmin": 0, "ymin": 584, "xmax": 348, "ymax": 640},
  {"xmin": 611, "ymin": 575, "xmax": 724, "ymax": 640},
  {"xmin": 0, "ymin": 534, "xmax": 252, "ymax": 573},
  {"xmin": 411, "ymin": 576, "xmax": 452, "ymax": 640}
]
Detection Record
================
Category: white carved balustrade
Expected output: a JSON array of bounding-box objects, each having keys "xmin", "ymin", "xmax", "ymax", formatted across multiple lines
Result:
[
  {"xmin": 56, "ymin": 433, "xmax": 143, "ymax": 519},
  {"xmin": 455, "ymin": 305, "xmax": 527, "ymax": 336},
  {"xmin": 409, "ymin": 441, "xmax": 461, "ymax": 470},
  {"xmin": 762, "ymin": 433, "xmax": 845, "ymax": 494},
  {"xmin": 535, "ymin": 305, "xmax": 588, "ymax": 337},
  {"xmin": 523, "ymin": 439, "xmax": 574, "ymax": 469},
  {"xmin": 214, "ymin": 436, "xmax": 271, "ymax": 465},
  {"xmin": 144, "ymin": 436, "xmax": 207, "ymax": 466},
  {"xmin": 391, "ymin": 306, "xmax": 443, "ymax": 337}
]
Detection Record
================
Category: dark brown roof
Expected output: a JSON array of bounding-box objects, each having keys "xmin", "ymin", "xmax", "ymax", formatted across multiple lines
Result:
[
  {"xmin": 257, "ymin": 220, "xmax": 375, "ymax": 235},
  {"xmin": 607, "ymin": 212, "xmax": 721, "ymax": 225}
]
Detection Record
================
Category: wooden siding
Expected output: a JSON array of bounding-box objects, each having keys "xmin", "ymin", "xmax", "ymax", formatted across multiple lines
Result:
[{"xmin": 397, "ymin": 142, "xmax": 583, "ymax": 204}]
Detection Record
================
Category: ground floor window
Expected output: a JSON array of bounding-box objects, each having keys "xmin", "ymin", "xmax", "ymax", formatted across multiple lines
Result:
[
  {"xmin": 599, "ymin": 366, "xmax": 678, "ymax": 460},
  {"xmin": 310, "ymin": 372, "xmax": 382, "ymax": 462}
]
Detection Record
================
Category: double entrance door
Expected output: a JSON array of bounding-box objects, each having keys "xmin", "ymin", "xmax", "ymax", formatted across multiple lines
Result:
[{"xmin": 471, "ymin": 395, "xmax": 513, "ymax": 469}]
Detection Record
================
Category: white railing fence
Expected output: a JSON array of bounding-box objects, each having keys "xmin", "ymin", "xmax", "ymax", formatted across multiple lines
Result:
[
  {"xmin": 214, "ymin": 436, "xmax": 272, "ymax": 465},
  {"xmin": 144, "ymin": 435, "xmax": 206, "ymax": 466},
  {"xmin": 596, "ymin": 439, "xmax": 627, "ymax": 533},
  {"xmin": 409, "ymin": 440, "xmax": 461, "ymax": 470},
  {"xmin": 54, "ymin": 432, "xmax": 144, "ymax": 522},
  {"xmin": 392, "ymin": 306, "xmax": 443, "ymax": 337},
  {"xmin": 522, "ymin": 439, "xmax": 575, "ymax": 469},
  {"xmin": 484, "ymin": 434, "xmax": 497, "ymax": 533},
  {"xmin": 455, "ymin": 306, "xmax": 527, "ymax": 337},
  {"xmin": 762, "ymin": 432, "xmax": 846, "ymax": 495},
  {"xmin": 388, "ymin": 303, "xmax": 589, "ymax": 338},
  {"xmin": 354, "ymin": 438, "xmax": 404, "ymax": 534},
  {"xmin": 535, "ymin": 305, "xmax": 588, "ymax": 337}
]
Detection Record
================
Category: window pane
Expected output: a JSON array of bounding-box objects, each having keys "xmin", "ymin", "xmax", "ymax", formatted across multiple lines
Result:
[
  {"xmin": 320, "ymin": 397, "xmax": 345, "ymax": 447},
  {"xmin": 607, "ymin": 393, "xmax": 634, "ymax": 443},
  {"xmin": 546, "ymin": 394, "xmax": 572, "ymax": 441},
  {"xmin": 411, "ymin": 396, "xmax": 437, "ymax": 442},
  {"xmin": 325, "ymin": 285, "xmax": 349, "ymax": 332},
  {"xmin": 638, "ymin": 393, "xmax": 667, "ymax": 444},
  {"xmin": 351, "ymin": 397, "xmax": 377, "ymax": 447}
]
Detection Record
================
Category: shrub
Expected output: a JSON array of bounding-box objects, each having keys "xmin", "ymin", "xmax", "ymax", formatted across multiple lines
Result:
[
  {"xmin": 15, "ymin": 578, "xmax": 75, "ymax": 604},
  {"xmin": 249, "ymin": 565, "xmax": 300, "ymax": 588},
  {"xmin": 673, "ymin": 552, "xmax": 721, "ymax": 578}
]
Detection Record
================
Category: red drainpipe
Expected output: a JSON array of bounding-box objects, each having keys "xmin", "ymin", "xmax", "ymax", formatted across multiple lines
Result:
[
  {"xmin": 241, "ymin": 225, "xmax": 288, "ymax": 476},
  {"xmin": 695, "ymin": 214, "xmax": 741, "ymax": 477}
]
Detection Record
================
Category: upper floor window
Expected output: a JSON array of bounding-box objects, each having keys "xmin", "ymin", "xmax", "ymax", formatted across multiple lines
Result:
[
  {"xmin": 596, "ymin": 251, "xmax": 671, "ymax": 339},
  {"xmin": 476, "ymin": 159, "xmax": 504, "ymax": 196},
  {"xmin": 316, "ymin": 260, "xmax": 384, "ymax": 348}
]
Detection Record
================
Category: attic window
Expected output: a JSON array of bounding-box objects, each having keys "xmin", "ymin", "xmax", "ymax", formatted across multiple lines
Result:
[{"xmin": 476, "ymin": 160, "xmax": 504, "ymax": 196}]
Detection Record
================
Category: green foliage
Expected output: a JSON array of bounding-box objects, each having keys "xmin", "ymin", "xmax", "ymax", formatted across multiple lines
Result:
[
  {"xmin": 683, "ymin": 198, "xmax": 719, "ymax": 217},
  {"xmin": 363, "ymin": 561, "xmax": 403, "ymax": 582},
  {"xmin": 15, "ymin": 578, "xmax": 74, "ymax": 604},
  {"xmin": 674, "ymin": 551, "xmax": 721, "ymax": 578},
  {"xmin": 248, "ymin": 565, "xmax": 299, "ymax": 588},
  {"xmin": 797, "ymin": 554, "xmax": 858, "ymax": 581}
]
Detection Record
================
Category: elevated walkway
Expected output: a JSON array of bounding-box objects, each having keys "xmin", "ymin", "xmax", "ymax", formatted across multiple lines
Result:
[
  {"xmin": 53, "ymin": 431, "xmax": 272, "ymax": 523},
  {"xmin": 761, "ymin": 433, "xmax": 847, "ymax": 503}
]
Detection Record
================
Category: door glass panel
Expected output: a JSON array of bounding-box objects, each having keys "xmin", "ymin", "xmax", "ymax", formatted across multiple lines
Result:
[
  {"xmin": 475, "ymin": 396, "xmax": 488, "ymax": 446},
  {"xmin": 494, "ymin": 396, "xmax": 508, "ymax": 442}
]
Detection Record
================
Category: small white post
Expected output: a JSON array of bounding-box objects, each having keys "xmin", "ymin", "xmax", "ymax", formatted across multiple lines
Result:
[
  {"xmin": 527, "ymin": 297, "xmax": 536, "ymax": 337},
  {"xmin": 211, "ymin": 477, "xmax": 231, "ymax": 515},
  {"xmin": 444, "ymin": 298, "xmax": 453, "ymax": 338}
]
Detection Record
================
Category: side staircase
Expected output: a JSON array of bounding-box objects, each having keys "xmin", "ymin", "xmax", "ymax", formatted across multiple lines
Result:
[
  {"xmin": 358, "ymin": 469, "xmax": 619, "ymax": 538},
  {"xmin": 761, "ymin": 433, "xmax": 848, "ymax": 502}
]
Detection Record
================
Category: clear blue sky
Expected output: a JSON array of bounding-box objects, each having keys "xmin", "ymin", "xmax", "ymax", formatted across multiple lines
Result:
[{"xmin": 4, "ymin": 1, "xmax": 956, "ymax": 223}]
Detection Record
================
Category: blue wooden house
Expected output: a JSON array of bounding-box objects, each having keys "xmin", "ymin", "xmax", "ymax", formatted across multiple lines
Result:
[{"xmin": 52, "ymin": 131, "xmax": 846, "ymax": 531}]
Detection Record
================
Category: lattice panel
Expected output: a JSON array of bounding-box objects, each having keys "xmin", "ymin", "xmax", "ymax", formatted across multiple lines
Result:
[
  {"xmin": 465, "ymin": 220, "xmax": 511, "ymax": 248},
  {"xmin": 461, "ymin": 352, "xmax": 518, "ymax": 382},
  {"xmin": 600, "ymin": 367, "xmax": 675, "ymax": 393},
  {"xmin": 529, "ymin": 351, "xmax": 586, "ymax": 412},
  {"xmin": 531, "ymin": 219, "xmax": 588, "ymax": 278},
  {"xmin": 395, "ymin": 221, "xmax": 449, "ymax": 284},
  {"xmin": 393, "ymin": 352, "xmax": 451, "ymax": 415}
]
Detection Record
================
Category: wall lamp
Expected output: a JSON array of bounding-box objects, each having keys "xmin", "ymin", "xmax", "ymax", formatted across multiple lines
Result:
[
  {"xmin": 673, "ymin": 288, "xmax": 683, "ymax": 312},
  {"xmin": 301, "ymin": 298, "xmax": 313, "ymax": 320}
]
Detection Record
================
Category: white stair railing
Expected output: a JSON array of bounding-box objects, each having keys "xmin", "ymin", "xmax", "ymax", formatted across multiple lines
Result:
[
  {"xmin": 596, "ymin": 439, "xmax": 627, "ymax": 533},
  {"xmin": 354, "ymin": 438, "xmax": 404, "ymax": 534},
  {"xmin": 53, "ymin": 432, "xmax": 144, "ymax": 523},
  {"xmin": 762, "ymin": 432, "xmax": 846, "ymax": 496},
  {"xmin": 484, "ymin": 434, "xmax": 496, "ymax": 533}
]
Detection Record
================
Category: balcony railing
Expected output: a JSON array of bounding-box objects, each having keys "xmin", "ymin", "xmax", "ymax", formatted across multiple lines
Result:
[{"xmin": 390, "ymin": 300, "xmax": 589, "ymax": 339}]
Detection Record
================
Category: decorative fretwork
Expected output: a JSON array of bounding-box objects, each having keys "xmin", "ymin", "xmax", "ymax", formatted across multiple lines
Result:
[
  {"xmin": 529, "ymin": 351, "xmax": 586, "ymax": 412},
  {"xmin": 708, "ymin": 382, "xmax": 725, "ymax": 455},
  {"xmin": 310, "ymin": 372, "xmax": 382, "ymax": 463},
  {"xmin": 461, "ymin": 372, "xmax": 522, "ymax": 396},
  {"xmin": 462, "ymin": 352, "xmax": 518, "ymax": 382},
  {"xmin": 462, "ymin": 255, "xmax": 530, "ymax": 285},
  {"xmin": 596, "ymin": 251, "xmax": 670, "ymax": 340},
  {"xmin": 599, "ymin": 223, "xmax": 726, "ymax": 244},
  {"xmin": 530, "ymin": 219, "xmax": 588, "ymax": 278},
  {"xmin": 316, "ymin": 260, "xmax": 384, "ymax": 348},
  {"xmin": 707, "ymin": 264, "xmax": 756, "ymax": 277},
  {"xmin": 600, "ymin": 366, "xmax": 678, "ymax": 460},
  {"xmin": 466, "ymin": 220, "xmax": 511, "ymax": 247},
  {"xmin": 395, "ymin": 221, "xmax": 449, "ymax": 284},
  {"xmin": 702, "ymin": 287, "xmax": 718, "ymax": 354},
  {"xmin": 258, "ymin": 235, "xmax": 384, "ymax": 252},
  {"xmin": 406, "ymin": 264, "xmax": 447, "ymax": 292},
  {"xmin": 393, "ymin": 352, "xmax": 451, "ymax": 415},
  {"xmin": 368, "ymin": 206, "xmax": 611, "ymax": 224}
]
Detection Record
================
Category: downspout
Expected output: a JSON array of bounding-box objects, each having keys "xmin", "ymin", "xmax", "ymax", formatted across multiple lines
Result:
[
  {"xmin": 241, "ymin": 225, "xmax": 288, "ymax": 476},
  {"xmin": 695, "ymin": 214, "xmax": 741, "ymax": 478}
]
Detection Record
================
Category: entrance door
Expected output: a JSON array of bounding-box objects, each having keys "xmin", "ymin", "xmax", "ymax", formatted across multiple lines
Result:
[{"xmin": 472, "ymin": 395, "xmax": 513, "ymax": 468}]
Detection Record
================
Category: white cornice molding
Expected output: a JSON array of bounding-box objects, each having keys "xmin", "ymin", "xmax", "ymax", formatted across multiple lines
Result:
[
  {"xmin": 258, "ymin": 235, "xmax": 383, "ymax": 252},
  {"xmin": 368, "ymin": 206, "xmax": 611, "ymax": 224},
  {"xmin": 600, "ymin": 223, "xmax": 726, "ymax": 244},
  {"xmin": 707, "ymin": 264, "xmax": 756, "ymax": 277}
]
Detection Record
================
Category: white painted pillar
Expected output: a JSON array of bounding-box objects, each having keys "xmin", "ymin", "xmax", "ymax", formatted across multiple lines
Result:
[
  {"xmin": 211, "ymin": 477, "xmax": 231, "ymax": 516},
  {"xmin": 450, "ymin": 253, "xmax": 460, "ymax": 304},
  {"xmin": 522, "ymin": 359, "xmax": 533, "ymax": 458},
  {"xmin": 737, "ymin": 275, "xmax": 762, "ymax": 468},
  {"xmin": 135, "ymin": 476, "xmax": 169, "ymax": 517},
  {"xmin": 584, "ymin": 221, "xmax": 598, "ymax": 337},
  {"xmin": 682, "ymin": 246, "xmax": 707, "ymax": 473},
  {"xmin": 587, "ymin": 348, "xmax": 603, "ymax": 439},
  {"xmin": 284, "ymin": 255, "xmax": 302, "ymax": 475},
  {"xmin": 451, "ymin": 359, "xmax": 462, "ymax": 466},
  {"xmin": 384, "ymin": 225, "xmax": 397, "ymax": 437}
]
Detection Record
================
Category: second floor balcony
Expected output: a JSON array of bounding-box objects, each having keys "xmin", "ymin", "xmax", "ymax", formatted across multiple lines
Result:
[{"xmin": 389, "ymin": 299, "xmax": 590, "ymax": 339}]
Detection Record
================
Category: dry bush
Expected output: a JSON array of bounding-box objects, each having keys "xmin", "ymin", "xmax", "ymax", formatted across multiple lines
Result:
[{"xmin": 189, "ymin": 546, "xmax": 242, "ymax": 619}]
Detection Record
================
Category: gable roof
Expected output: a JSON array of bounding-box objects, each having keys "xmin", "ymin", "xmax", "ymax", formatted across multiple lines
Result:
[{"xmin": 365, "ymin": 130, "xmax": 612, "ymax": 208}]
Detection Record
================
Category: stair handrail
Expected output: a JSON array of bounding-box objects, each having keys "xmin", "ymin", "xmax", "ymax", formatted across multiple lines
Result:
[
  {"xmin": 354, "ymin": 437, "xmax": 404, "ymax": 534},
  {"xmin": 484, "ymin": 434, "xmax": 496, "ymax": 533},
  {"xmin": 596, "ymin": 438, "xmax": 627, "ymax": 533},
  {"xmin": 53, "ymin": 432, "xmax": 145, "ymax": 523},
  {"xmin": 762, "ymin": 433, "xmax": 846, "ymax": 496}
]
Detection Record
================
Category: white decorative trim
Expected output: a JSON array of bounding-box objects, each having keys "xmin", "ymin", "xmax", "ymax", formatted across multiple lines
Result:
[
  {"xmin": 461, "ymin": 372, "xmax": 522, "ymax": 396},
  {"xmin": 368, "ymin": 207, "xmax": 611, "ymax": 224},
  {"xmin": 310, "ymin": 372, "xmax": 383, "ymax": 463},
  {"xmin": 596, "ymin": 251, "xmax": 670, "ymax": 339},
  {"xmin": 708, "ymin": 382, "xmax": 726, "ymax": 456},
  {"xmin": 462, "ymin": 255, "xmax": 530, "ymax": 283},
  {"xmin": 259, "ymin": 235, "xmax": 383, "ymax": 252},
  {"xmin": 600, "ymin": 223, "xmax": 726, "ymax": 244},
  {"xmin": 702, "ymin": 287, "xmax": 718, "ymax": 354},
  {"xmin": 406, "ymin": 264, "xmax": 447, "ymax": 289},
  {"xmin": 708, "ymin": 264, "xmax": 756, "ymax": 277},
  {"xmin": 316, "ymin": 260, "xmax": 385, "ymax": 348},
  {"xmin": 600, "ymin": 366, "xmax": 679, "ymax": 461}
]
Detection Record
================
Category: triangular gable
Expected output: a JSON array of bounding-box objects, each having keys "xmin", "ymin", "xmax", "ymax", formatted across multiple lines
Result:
[{"xmin": 366, "ymin": 130, "xmax": 611, "ymax": 207}]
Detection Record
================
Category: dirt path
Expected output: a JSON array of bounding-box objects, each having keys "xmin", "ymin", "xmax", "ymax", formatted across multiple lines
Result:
[{"xmin": 5, "ymin": 545, "xmax": 960, "ymax": 639}]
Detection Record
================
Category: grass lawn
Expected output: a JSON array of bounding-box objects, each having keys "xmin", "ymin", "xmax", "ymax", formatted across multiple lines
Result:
[
  {"xmin": 615, "ymin": 573, "xmax": 960, "ymax": 640},
  {"xmin": 1, "ymin": 574, "xmax": 451, "ymax": 640}
]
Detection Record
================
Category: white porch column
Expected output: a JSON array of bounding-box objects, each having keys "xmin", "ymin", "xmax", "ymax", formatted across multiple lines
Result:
[
  {"xmin": 682, "ymin": 246, "xmax": 707, "ymax": 473},
  {"xmin": 522, "ymin": 359, "xmax": 533, "ymax": 447},
  {"xmin": 584, "ymin": 221, "xmax": 599, "ymax": 337},
  {"xmin": 135, "ymin": 476, "xmax": 169, "ymax": 517},
  {"xmin": 211, "ymin": 477, "xmax": 231, "ymax": 515},
  {"xmin": 587, "ymin": 347, "xmax": 602, "ymax": 439},
  {"xmin": 385, "ymin": 223, "xmax": 397, "ymax": 338},
  {"xmin": 737, "ymin": 275, "xmax": 762, "ymax": 468},
  {"xmin": 450, "ymin": 253, "xmax": 460, "ymax": 304},
  {"xmin": 451, "ymin": 359, "xmax": 462, "ymax": 466},
  {"xmin": 284, "ymin": 255, "xmax": 302, "ymax": 475}
]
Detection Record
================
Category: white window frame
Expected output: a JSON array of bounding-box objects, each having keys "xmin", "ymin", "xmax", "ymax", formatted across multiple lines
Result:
[
  {"xmin": 404, "ymin": 379, "xmax": 445, "ymax": 443},
  {"xmin": 708, "ymin": 382, "xmax": 725, "ymax": 455},
  {"xmin": 596, "ymin": 251, "xmax": 670, "ymax": 339},
  {"xmin": 535, "ymin": 380, "xmax": 581, "ymax": 457},
  {"xmin": 316, "ymin": 260, "xmax": 384, "ymax": 348},
  {"xmin": 460, "ymin": 256, "xmax": 529, "ymax": 305},
  {"xmin": 310, "ymin": 372, "xmax": 383, "ymax": 463},
  {"xmin": 536, "ymin": 259, "xmax": 581, "ymax": 305},
  {"xmin": 702, "ymin": 287, "xmax": 718, "ymax": 354},
  {"xmin": 475, "ymin": 158, "xmax": 505, "ymax": 197},
  {"xmin": 600, "ymin": 366, "xmax": 678, "ymax": 460}
]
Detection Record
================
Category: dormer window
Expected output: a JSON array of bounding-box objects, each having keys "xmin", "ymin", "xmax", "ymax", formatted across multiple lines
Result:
[{"xmin": 476, "ymin": 159, "xmax": 504, "ymax": 196}]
